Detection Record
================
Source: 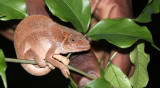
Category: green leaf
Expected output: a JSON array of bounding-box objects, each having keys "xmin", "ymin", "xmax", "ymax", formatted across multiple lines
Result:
[
  {"xmin": 136, "ymin": 0, "xmax": 160, "ymax": 23},
  {"xmin": 87, "ymin": 18, "xmax": 159, "ymax": 50},
  {"xmin": 129, "ymin": 43, "xmax": 150, "ymax": 88},
  {"xmin": 104, "ymin": 64, "xmax": 132, "ymax": 88},
  {"xmin": 0, "ymin": 49, "xmax": 7, "ymax": 88},
  {"xmin": 45, "ymin": 0, "xmax": 91, "ymax": 33},
  {"xmin": 0, "ymin": 0, "xmax": 28, "ymax": 21},
  {"xmin": 84, "ymin": 79, "xmax": 112, "ymax": 88}
]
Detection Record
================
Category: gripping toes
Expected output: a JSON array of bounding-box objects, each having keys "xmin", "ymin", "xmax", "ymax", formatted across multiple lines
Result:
[
  {"xmin": 46, "ymin": 57, "xmax": 70, "ymax": 78},
  {"xmin": 61, "ymin": 64, "xmax": 70, "ymax": 78},
  {"xmin": 48, "ymin": 63, "xmax": 55, "ymax": 69},
  {"xmin": 53, "ymin": 55, "xmax": 70, "ymax": 65}
]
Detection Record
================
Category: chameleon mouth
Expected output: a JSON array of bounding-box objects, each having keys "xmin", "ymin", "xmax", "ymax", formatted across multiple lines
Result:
[
  {"xmin": 61, "ymin": 44, "xmax": 91, "ymax": 54},
  {"xmin": 66, "ymin": 45, "xmax": 90, "ymax": 53},
  {"xmin": 74, "ymin": 44, "xmax": 91, "ymax": 52}
]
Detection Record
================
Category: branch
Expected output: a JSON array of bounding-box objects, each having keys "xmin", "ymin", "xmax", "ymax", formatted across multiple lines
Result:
[{"xmin": 5, "ymin": 58, "xmax": 97, "ymax": 80}]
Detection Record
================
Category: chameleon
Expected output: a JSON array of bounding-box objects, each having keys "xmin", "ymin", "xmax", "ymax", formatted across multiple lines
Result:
[{"xmin": 14, "ymin": 15, "xmax": 90, "ymax": 78}]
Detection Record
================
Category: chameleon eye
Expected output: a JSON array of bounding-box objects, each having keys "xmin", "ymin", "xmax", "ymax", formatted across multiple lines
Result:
[{"xmin": 71, "ymin": 38, "xmax": 76, "ymax": 43}]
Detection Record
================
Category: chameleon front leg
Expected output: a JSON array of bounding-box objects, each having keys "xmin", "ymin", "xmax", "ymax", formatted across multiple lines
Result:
[
  {"xmin": 45, "ymin": 46, "xmax": 70, "ymax": 78},
  {"xmin": 46, "ymin": 57, "xmax": 70, "ymax": 78}
]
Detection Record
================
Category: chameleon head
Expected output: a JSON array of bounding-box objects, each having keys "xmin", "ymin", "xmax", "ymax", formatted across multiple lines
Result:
[{"xmin": 62, "ymin": 34, "xmax": 90, "ymax": 53}]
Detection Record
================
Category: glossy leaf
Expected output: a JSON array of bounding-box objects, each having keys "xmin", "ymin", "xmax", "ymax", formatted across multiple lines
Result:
[
  {"xmin": 136, "ymin": 0, "xmax": 160, "ymax": 23},
  {"xmin": 129, "ymin": 43, "xmax": 150, "ymax": 88},
  {"xmin": 84, "ymin": 79, "xmax": 112, "ymax": 88},
  {"xmin": 0, "ymin": 49, "xmax": 7, "ymax": 88},
  {"xmin": 45, "ymin": 0, "xmax": 91, "ymax": 33},
  {"xmin": 0, "ymin": 0, "xmax": 28, "ymax": 21},
  {"xmin": 104, "ymin": 64, "xmax": 132, "ymax": 88},
  {"xmin": 87, "ymin": 18, "xmax": 159, "ymax": 50}
]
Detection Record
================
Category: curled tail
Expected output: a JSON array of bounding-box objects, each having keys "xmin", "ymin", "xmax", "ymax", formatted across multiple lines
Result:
[{"xmin": 21, "ymin": 64, "xmax": 51, "ymax": 76}]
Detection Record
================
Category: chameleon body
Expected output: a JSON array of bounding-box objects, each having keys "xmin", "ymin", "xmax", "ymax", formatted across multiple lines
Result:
[{"xmin": 14, "ymin": 15, "xmax": 90, "ymax": 78}]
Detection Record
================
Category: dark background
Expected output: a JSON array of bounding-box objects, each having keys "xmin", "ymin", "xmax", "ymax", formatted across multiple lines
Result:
[
  {"xmin": 132, "ymin": 0, "xmax": 160, "ymax": 87},
  {"xmin": 0, "ymin": 0, "xmax": 160, "ymax": 88}
]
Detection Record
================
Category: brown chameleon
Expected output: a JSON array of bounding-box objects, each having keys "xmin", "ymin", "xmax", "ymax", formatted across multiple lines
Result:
[{"xmin": 14, "ymin": 15, "xmax": 90, "ymax": 78}]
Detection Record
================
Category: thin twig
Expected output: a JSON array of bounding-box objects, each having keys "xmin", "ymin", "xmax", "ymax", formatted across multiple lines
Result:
[
  {"xmin": 5, "ymin": 58, "xmax": 37, "ymax": 64},
  {"xmin": 66, "ymin": 65, "xmax": 97, "ymax": 80},
  {"xmin": 66, "ymin": 53, "xmax": 72, "ymax": 59},
  {"xmin": 67, "ymin": 72, "xmax": 78, "ymax": 88},
  {"xmin": 5, "ymin": 58, "xmax": 97, "ymax": 80},
  {"xmin": 104, "ymin": 49, "xmax": 119, "ymax": 72}
]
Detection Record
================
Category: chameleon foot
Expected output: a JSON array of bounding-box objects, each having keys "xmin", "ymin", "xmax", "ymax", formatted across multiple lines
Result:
[
  {"xmin": 46, "ymin": 57, "xmax": 70, "ymax": 78},
  {"xmin": 53, "ymin": 55, "xmax": 70, "ymax": 65},
  {"xmin": 48, "ymin": 63, "xmax": 55, "ymax": 69}
]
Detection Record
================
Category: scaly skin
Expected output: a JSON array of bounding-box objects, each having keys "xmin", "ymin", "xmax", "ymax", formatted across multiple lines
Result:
[{"xmin": 14, "ymin": 15, "xmax": 90, "ymax": 78}]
